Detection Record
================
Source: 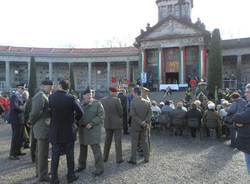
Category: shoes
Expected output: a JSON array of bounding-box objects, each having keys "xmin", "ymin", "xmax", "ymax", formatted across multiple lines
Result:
[
  {"xmin": 75, "ymin": 167, "xmax": 85, "ymax": 172},
  {"xmin": 18, "ymin": 152, "xmax": 26, "ymax": 156},
  {"xmin": 124, "ymin": 132, "xmax": 130, "ymax": 135},
  {"xmin": 127, "ymin": 160, "xmax": 136, "ymax": 165},
  {"xmin": 103, "ymin": 158, "xmax": 108, "ymax": 163},
  {"xmin": 144, "ymin": 160, "xmax": 149, "ymax": 163},
  {"xmin": 67, "ymin": 175, "xmax": 79, "ymax": 183},
  {"xmin": 92, "ymin": 170, "xmax": 103, "ymax": 177},
  {"xmin": 39, "ymin": 176, "xmax": 51, "ymax": 182},
  {"xmin": 116, "ymin": 159, "xmax": 124, "ymax": 164},
  {"xmin": 9, "ymin": 156, "xmax": 20, "ymax": 160}
]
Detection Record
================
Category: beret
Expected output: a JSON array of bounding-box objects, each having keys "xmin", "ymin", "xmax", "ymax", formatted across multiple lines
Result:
[
  {"xmin": 16, "ymin": 83, "xmax": 26, "ymax": 88},
  {"xmin": 41, "ymin": 80, "xmax": 53, "ymax": 85},
  {"xmin": 109, "ymin": 86, "xmax": 118, "ymax": 92}
]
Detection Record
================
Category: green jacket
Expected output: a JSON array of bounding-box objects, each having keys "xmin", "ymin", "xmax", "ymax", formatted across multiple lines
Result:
[
  {"xmin": 101, "ymin": 96, "xmax": 123, "ymax": 129},
  {"xmin": 78, "ymin": 99, "xmax": 104, "ymax": 145},
  {"xmin": 29, "ymin": 91, "xmax": 50, "ymax": 139},
  {"xmin": 130, "ymin": 96, "xmax": 152, "ymax": 131}
]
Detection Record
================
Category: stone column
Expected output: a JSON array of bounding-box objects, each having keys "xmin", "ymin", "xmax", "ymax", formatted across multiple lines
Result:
[
  {"xmin": 5, "ymin": 61, "xmax": 10, "ymax": 89},
  {"xmin": 49, "ymin": 62, "xmax": 53, "ymax": 80},
  {"xmin": 237, "ymin": 55, "xmax": 242, "ymax": 88},
  {"xmin": 88, "ymin": 62, "xmax": 92, "ymax": 87},
  {"xmin": 107, "ymin": 62, "xmax": 111, "ymax": 88},
  {"xmin": 126, "ymin": 61, "xmax": 130, "ymax": 81},
  {"xmin": 158, "ymin": 48, "xmax": 163, "ymax": 86},
  {"xmin": 198, "ymin": 46, "xmax": 205, "ymax": 81},
  {"xmin": 27, "ymin": 61, "xmax": 31, "ymax": 82},
  {"xmin": 179, "ymin": 47, "xmax": 184, "ymax": 84}
]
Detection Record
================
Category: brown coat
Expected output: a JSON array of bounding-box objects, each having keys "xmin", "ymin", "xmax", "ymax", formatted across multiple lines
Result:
[{"xmin": 101, "ymin": 96, "xmax": 123, "ymax": 129}]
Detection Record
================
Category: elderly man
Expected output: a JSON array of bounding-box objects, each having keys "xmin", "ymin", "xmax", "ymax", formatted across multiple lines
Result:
[
  {"xmin": 77, "ymin": 88, "xmax": 105, "ymax": 176},
  {"xmin": 233, "ymin": 84, "xmax": 250, "ymax": 174},
  {"xmin": 29, "ymin": 80, "xmax": 53, "ymax": 182},
  {"xmin": 9, "ymin": 83, "xmax": 26, "ymax": 160},
  {"xmin": 49, "ymin": 80, "xmax": 83, "ymax": 184},
  {"xmin": 128, "ymin": 87, "xmax": 152, "ymax": 164},
  {"xmin": 101, "ymin": 86, "xmax": 124, "ymax": 164}
]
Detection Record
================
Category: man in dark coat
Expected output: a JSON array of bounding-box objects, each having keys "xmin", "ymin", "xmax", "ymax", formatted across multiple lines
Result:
[
  {"xmin": 9, "ymin": 83, "xmax": 26, "ymax": 160},
  {"xmin": 101, "ymin": 86, "xmax": 124, "ymax": 164},
  {"xmin": 233, "ymin": 84, "xmax": 250, "ymax": 174},
  {"xmin": 118, "ymin": 88, "xmax": 129, "ymax": 134},
  {"xmin": 49, "ymin": 80, "xmax": 83, "ymax": 184}
]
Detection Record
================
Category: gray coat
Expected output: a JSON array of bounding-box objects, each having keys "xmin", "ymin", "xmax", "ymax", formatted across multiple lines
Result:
[{"xmin": 78, "ymin": 99, "xmax": 104, "ymax": 145}]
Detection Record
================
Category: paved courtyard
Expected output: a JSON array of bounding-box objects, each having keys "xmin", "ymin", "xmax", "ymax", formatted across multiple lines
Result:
[{"xmin": 0, "ymin": 123, "xmax": 250, "ymax": 184}]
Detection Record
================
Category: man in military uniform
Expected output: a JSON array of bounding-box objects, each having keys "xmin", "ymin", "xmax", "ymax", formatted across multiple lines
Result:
[
  {"xmin": 29, "ymin": 80, "xmax": 53, "ymax": 182},
  {"xmin": 9, "ymin": 83, "xmax": 26, "ymax": 160},
  {"xmin": 128, "ymin": 87, "xmax": 152, "ymax": 164},
  {"xmin": 77, "ymin": 88, "xmax": 105, "ymax": 176},
  {"xmin": 101, "ymin": 86, "xmax": 124, "ymax": 164}
]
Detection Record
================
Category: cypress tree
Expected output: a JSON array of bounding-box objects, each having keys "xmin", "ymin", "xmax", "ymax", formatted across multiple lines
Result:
[
  {"xmin": 28, "ymin": 56, "xmax": 37, "ymax": 97},
  {"xmin": 69, "ymin": 63, "xmax": 75, "ymax": 92},
  {"xmin": 208, "ymin": 29, "xmax": 223, "ymax": 97}
]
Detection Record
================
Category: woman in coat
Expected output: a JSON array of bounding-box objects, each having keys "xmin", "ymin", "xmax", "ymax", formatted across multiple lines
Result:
[
  {"xmin": 77, "ymin": 88, "xmax": 105, "ymax": 176},
  {"xmin": 233, "ymin": 84, "xmax": 250, "ymax": 174}
]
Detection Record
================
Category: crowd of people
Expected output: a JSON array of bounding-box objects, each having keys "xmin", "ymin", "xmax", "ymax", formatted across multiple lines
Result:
[
  {"xmin": 3, "ymin": 78, "xmax": 250, "ymax": 183},
  {"xmin": 5, "ymin": 79, "xmax": 152, "ymax": 183}
]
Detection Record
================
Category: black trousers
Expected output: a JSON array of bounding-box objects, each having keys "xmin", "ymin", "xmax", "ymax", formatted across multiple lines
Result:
[
  {"xmin": 30, "ymin": 130, "xmax": 37, "ymax": 163},
  {"xmin": 51, "ymin": 142, "xmax": 75, "ymax": 181},
  {"xmin": 10, "ymin": 124, "xmax": 24, "ymax": 157},
  {"xmin": 123, "ymin": 113, "xmax": 128, "ymax": 133}
]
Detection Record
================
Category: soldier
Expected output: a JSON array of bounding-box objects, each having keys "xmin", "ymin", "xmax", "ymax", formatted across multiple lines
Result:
[
  {"xmin": 101, "ymin": 86, "xmax": 124, "ymax": 164},
  {"xmin": 9, "ymin": 83, "xmax": 27, "ymax": 160},
  {"xmin": 29, "ymin": 80, "xmax": 53, "ymax": 182},
  {"xmin": 77, "ymin": 88, "xmax": 105, "ymax": 176},
  {"xmin": 128, "ymin": 87, "xmax": 152, "ymax": 164}
]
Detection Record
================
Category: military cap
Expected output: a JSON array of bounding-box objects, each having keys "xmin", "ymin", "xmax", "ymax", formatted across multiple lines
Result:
[
  {"xmin": 141, "ymin": 87, "xmax": 150, "ymax": 92},
  {"xmin": 83, "ymin": 87, "xmax": 91, "ymax": 95},
  {"xmin": 109, "ymin": 86, "xmax": 118, "ymax": 92},
  {"xmin": 41, "ymin": 80, "xmax": 53, "ymax": 86},
  {"xmin": 16, "ymin": 83, "xmax": 26, "ymax": 89}
]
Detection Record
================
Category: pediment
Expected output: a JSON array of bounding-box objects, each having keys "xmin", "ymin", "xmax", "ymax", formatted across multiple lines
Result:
[{"xmin": 144, "ymin": 18, "xmax": 202, "ymax": 40}]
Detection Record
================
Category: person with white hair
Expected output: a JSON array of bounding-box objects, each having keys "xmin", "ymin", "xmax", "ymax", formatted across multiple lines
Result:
[{"xmin": 202, "ymin": 102, "xmax": 222, "ymax": 138}]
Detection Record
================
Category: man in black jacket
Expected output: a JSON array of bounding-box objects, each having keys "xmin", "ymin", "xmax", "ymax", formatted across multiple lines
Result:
[
  {"xmin": 49, "ymin": 80, "xmax": 83, "ymax": 184},
  {"xmin": 118, "ymin": 88, "xmax": 129, "ymax": 134},
  {"xmin": 9, "ymin": 83, "xmax": 26, "ymax": 160},
  {"xmin": 233, "ymin": 83, "xmax": 250, "ymax": 175}
]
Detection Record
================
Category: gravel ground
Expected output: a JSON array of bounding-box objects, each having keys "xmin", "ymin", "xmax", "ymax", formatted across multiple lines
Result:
[{"xmin": 0, "ymin": 123, "xmax": 250, "ymax": 184}]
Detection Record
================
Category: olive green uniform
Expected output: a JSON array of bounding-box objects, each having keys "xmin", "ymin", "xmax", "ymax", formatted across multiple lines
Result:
[
  {"xmin": 29, "ymin": 91, "xmax": 50, "ymax": 181},
  {"xmin": 78, "ymin": 99, "xmax": 104, "ymax": 174},
  {"xmin": 101, "ymin": 96, "xmax": 123, "ymax": 163},
  {"xmin": 130, "ymin": 96, "xmax": 152, "ymax": 162}
]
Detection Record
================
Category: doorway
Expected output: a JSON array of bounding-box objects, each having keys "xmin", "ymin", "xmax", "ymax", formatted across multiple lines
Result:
[{"xmin": 165, "ymin": 72, "xmax": 179, "ymax": 84}]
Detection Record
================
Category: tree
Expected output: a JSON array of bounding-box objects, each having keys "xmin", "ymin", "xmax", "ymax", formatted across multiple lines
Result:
[
  {"xmin": 28, "ymin": 56, "xmax": 37, "ymax": 98},
  {"xmin": 208, "ymin": 29, "xmax": 223, "ymax": 97},
  {"xmin": 69, "ymin": 63, "xmax": 75, "ymax": 92}
]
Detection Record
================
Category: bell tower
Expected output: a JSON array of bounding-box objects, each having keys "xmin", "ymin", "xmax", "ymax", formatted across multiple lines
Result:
[{"xmin": 156, "ymin": 0, "xmax": 193, "ymax": 22}]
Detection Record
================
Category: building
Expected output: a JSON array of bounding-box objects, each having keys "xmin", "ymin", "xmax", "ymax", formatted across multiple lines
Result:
[{"xmin": 0, "ymin": 0, "xmax": 250, "ymax": 91}]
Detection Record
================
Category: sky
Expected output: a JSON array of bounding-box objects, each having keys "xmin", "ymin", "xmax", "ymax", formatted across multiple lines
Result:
[{"xmin": 0, "ymin": 0, "xmax": 249, "ymax": 48}]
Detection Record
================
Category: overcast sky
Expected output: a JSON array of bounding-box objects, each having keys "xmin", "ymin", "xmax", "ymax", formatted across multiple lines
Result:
[{"xmin": 0, "ymin": 0, "xmax": 249, "ymax": 48}]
